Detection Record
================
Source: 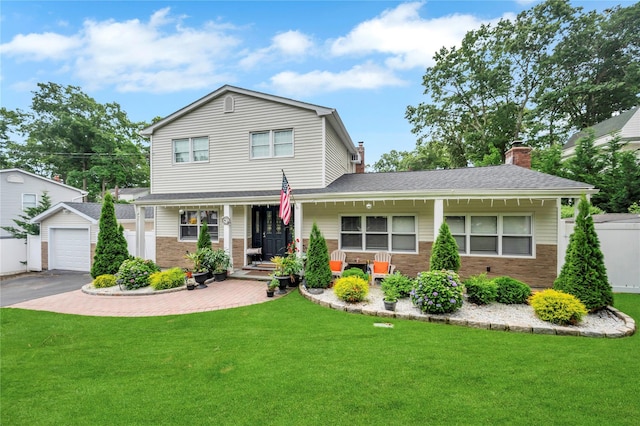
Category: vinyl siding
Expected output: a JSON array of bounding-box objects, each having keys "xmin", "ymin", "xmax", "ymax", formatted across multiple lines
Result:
[
  {"xmin": 156, "ymin": 205, "xmax": 247, "ymax": 240},
  {"xmin": 150, "ymin": 93, "xmax": 328, "ymax": 194},
  {"xmin": 324, "ymin": 123, "xmax": 352, "ymax": 186},
  {"xmin": 443, "ymin": 198, "xmax": 557, "ymax": 245}
]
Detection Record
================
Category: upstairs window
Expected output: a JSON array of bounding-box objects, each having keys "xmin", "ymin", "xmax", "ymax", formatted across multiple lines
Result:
[
  {"xmin": 179, "ymin": 210, "xmax": 219, "ymax": 241},
  {"xmin": 173, "ymin": 137, "xmax": 209, "ymax": 163},
  {"xmin": 250, "ymin": 129, "xmax": 293, "ymax": 159},
  {"xmin": 22, "ymin": 193, "xmax": 37, "ymax": 211}
]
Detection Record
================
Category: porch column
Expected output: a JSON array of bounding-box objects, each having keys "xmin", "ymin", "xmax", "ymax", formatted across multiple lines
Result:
[
  {"xmin": 433, "ymin": 199, "xmax": 444, "ymax": 239},
  {"xmin": 557, "ymin": 197, "xmax": 564, "ymax": 276},
  {"xmin": 223, "ymin": 204, "xmax": 233, "ymax": 272},
  {"xmin": 294, "ymin": 202, "xmax": 303, "ymax": 252},
  {"xmin": 135, "ymin": 205, "xmax": 146, "ymax": 259}
]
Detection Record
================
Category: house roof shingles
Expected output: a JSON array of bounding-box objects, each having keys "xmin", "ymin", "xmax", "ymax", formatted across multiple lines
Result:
[
  {"xmin": 136, "ymin": 165, "xmax": 594, "ymax": 204},
  {"xmin": 564, "ymin": 107, "xmax": 638, "ymax": 149},
  {"xmin": 64, "ymin": 202, "xmax": 154, "ymax": 220}
]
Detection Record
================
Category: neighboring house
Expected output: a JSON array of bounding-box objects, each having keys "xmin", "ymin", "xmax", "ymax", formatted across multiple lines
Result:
[
  {"xmin": 0, "ymin": 168, "xmax": 87, "ymax": 275},
  {"xmin": 31, "ymin": 202, "xmax": 155, "ymax": 272},
  {"xmin": 130, "ymin": 85, "xmax": 595, "ymax": 288},
  {"xmin": 109, "ymin": 187, "xmax": 150, "ymax": 202},
  {"xmin": 562, "ymin": 107, "xmax": 640, "ymax": 160}
]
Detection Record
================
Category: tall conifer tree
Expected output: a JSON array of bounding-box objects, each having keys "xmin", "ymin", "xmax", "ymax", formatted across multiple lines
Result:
[
  {"xmin": 91, "ymin": 193, "xmax": 130, "ymax": 278},
  {"xmin": 430, "ymin": 222, "xmax": 461, "ymax": 272}
]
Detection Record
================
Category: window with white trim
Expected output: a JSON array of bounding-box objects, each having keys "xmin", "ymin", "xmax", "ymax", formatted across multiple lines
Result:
[
  {"xmin": 179, "ymin": 210, "xmax": 219, "ymax": 241},
  {"xmin": 445, "ymin": 214, "xmax": 533, "ymax": 256},
  {"xmin": 340, "ymin": 215, "xmax": 417, "ymax": 252},
  {"xmin": 173, "ymin": 137, "xmax": 209, "ymax": 163},
  {"xmin": 22, "ymin": 193, "xmax": 37, "ymax": 211},
  {"xmin": 250, "ymin": 129, "xmax": 293, "ymax": 158}
]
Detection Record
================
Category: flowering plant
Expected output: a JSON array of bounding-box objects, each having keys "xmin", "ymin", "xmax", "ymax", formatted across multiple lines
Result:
[
  {"xmin": 410, "ymin": 270, "xmax": 463, "ymax": 314},
  {"xmin": 116, "ymin": 257, "xmax": 160, "ymax": 290}
]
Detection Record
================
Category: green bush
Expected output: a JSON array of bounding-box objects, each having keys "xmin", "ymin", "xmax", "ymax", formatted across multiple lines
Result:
[
  {"xmin": 380, "ymin": 272, "xmax": 414, "ymax": 297},
  {"xmin": 304, "ymin": 222, "xmax": 332, "ymax": 289},
  {"xmin": 463, "ymin": 273, "xmax": 497, "ymax": 305},
  {"xmin": 493, "ymin": 276, "xmax": 531, "ymax": 304},
  {"xmin": 529, "ymin": 289, "xmax": 588, "ymax": 325},
  {"xmin": 333, "ymin": 276, "xmax": 369, "ymax": 303},
  {"xmin": 116, "ymin": 257, "xmax": 160, "ymax": 290},
  {"xmin": 93, "ymin": 274, "xmax": 117, "ymax": 288},
  {"xmin": 150, "ymin": 268, "xmax": 186, "ymax": 290},
  {"xmin": 91, "ymin": 193, "xmax": 131, "ymax": 278},
  {"xmin": 410, "ymin": 270, "xmax": 463, "ymax": 314},
  {"xmin": 429, "ymin": 222, "xmax": 460, "ymax": 272},
  {"xmin": 342, "ymin": 267, "xmax": 369, "ymax": 282}
]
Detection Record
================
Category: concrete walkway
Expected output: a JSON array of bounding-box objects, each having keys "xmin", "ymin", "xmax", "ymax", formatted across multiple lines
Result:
[{"xmin": 7, "ymin": 279, "xmax": 284, "ymax": 317}]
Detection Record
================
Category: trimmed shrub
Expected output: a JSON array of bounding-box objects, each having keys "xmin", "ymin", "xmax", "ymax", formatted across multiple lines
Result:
[
  {"xmin": 493, "ymin": 276, "xmax": 531, "ymax": 304},
  {"xmin": 91, "ymin": 193, "xmax": 131, "ymax": 278},
  {"xmin": 529, "ymin": 289, "xmax": 588, "ymax": 326},
  {"xmin": 410, "ymin": 270, "xmax": 463, "ymax": 314},
  {"xmin": 304, "ymin": 222, "xmax": 332, "ymax": 289},
  {"xmin": 333, "ymin": 276, "xmax": 369, "ymax": 303},
  {"xmin": 380, "ymin": 272, "xmax": 414, "ymax": 297},
  {"xmin": 150, "ymin": 267, "xmax": 186, "ymax": 290},
  {"xmin": 342, "ymin": 267, "xmax": 369, "ymax": 283},
  {"xmin": 554, "ymin": 195, "xmax": 614, "ymax": 311},
  {"xmin": 116, "ymin": 257, "xmax": 160, "ymax": 290},
  {"xmin": 463, "ymin": 273, "xmax": 497, "ymax": 305},
  {"xmin": 93, "ymin": 274, "xmax": 117, "ymax": 288},
  {"xmin": 429, "ymin": 222, "xmax": 461, "ymax": 272},
  {"xmin": 197, "ymin": 222, "xmax": 212, "ymax": 250}
]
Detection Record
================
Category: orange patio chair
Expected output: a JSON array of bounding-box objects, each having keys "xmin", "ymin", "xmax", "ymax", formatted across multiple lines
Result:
[
  {"xmin": 370, "ymin": 252, "xmax": 395, "ymax": 285},
  {"xmin": 329, "ymin": 250, "xmax": 347, "ymax": 279}
]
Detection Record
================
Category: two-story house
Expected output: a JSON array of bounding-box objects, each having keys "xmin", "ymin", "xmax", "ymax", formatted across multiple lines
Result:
[
  {"xmin": 0, "ymin": 168, "xmax": 87, "ymax": 275},
  {"xmin": 133, "ymin": 85, "xmax": 595, "ymax": 288}
]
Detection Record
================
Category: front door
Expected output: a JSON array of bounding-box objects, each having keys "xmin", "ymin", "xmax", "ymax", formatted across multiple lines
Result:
[{"xmin": 251, "ymin": 206, "xmax": 292, "ymax": 260}]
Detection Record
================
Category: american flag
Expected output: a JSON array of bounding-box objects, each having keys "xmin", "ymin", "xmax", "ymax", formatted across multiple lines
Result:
[{"xmin": 279, "ymin": 173, "xmax": 292, "ymax": 225}]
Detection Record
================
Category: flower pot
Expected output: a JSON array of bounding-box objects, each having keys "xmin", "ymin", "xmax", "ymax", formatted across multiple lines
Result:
[
  {"xmin": 289, "ymin": 274, "xmax": 301, "ymax": 287},
  {"xmin": 266, "ymin": 289, "xmax": 275, "ymax": 298},
  {"xmin": 276, "ymin": 276, "xmax": 289, "ymax": 294},
  {"xmin": 193, "ymin": 272, "xmax": 209, "ymax": 288},
  {"xmin": 187, "ymin": 283, "xmax": 197, "ymax": 290},
  {"xmin": 213, "ymin": 271, "xmax": 227, "ymax": 281},
  {"xmin": 383, "ymin": 300, "xmax": 397, "ymax": 311}
]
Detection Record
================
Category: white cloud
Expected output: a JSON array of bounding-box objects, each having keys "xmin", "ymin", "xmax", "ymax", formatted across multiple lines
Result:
[
  {"xmin": 330, "ymin": 1, "xmax": 513, "ymax": 70},
  {"xmin": 1, "ymin": 8, "xmax": 241, "ymax": 93},
  {"xmin": 269, "ymin": 61, "xmax": 406, "ymax": 96},
  {"xmin": 239, "ymin": 30, "xmax": 314, "ymax": 69}
]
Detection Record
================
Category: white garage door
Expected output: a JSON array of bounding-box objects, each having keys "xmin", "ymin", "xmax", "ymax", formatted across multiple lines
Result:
[{"xmin": 50, "ymin": 228, "xmax": 90, "ymax": 271}]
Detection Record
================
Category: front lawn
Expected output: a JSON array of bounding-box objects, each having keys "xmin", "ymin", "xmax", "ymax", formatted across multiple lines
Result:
[{"xmin": 1, "ymin": 293, "xmax": 638, "ymax": 425}]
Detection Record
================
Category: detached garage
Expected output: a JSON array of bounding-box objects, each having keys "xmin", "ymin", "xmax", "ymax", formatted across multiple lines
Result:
[{"xmin": 32, "ymin": 202, "xmax": 154, "ymax": 272}]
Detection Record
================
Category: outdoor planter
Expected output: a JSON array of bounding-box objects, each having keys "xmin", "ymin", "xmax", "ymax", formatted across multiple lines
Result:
[
  {"xmin": 276, "ymin": 276, "xmax": 289, "ymax": 294},
  {"xmin": 383, "ymin": 300, "xmax": 397, "ymax": 311},
  {"xmin": 266, "ymin": 289, "xmax": 275, "ymax": 297},
  {"xmin": 213, "ymin": 271, "xmax": 227, "ymax": 281},
  {"xmin": 193, "ymin": 272, "xmax": 209, "ymax": 288}
]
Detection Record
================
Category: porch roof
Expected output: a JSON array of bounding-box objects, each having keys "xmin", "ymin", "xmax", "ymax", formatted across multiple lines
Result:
[{"xmin": 135, "ymin": 165, "xmax": 594, "ymax": 206}]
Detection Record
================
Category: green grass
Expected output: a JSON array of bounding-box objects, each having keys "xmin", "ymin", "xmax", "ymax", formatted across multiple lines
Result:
[{"xmin": 2, "ymin": 292, "xmax": 639, "ymax": 425}]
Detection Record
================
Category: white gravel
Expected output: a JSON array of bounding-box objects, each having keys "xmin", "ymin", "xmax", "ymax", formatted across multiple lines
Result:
[{"xmin": 305, "ymin": 286, "xmax": 629, "ymax": 336}]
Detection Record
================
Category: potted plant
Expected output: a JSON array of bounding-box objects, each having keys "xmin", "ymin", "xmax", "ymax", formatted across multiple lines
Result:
[
  {"xmin": 283, "ymin": 253, "xmax": 304, "ymax": 287},
  {"xmin": 271, "ymin": 256, "xmax": 289, "ymax": 293},
  {"xmin": 266, "ymin": 277, "xmax": 279, "ymax": 297},
  {"xmin": 204, "ymin": 248, "xmax": 231, "ymax": 281},
  {"xmin": 185, "ymin": 249, "xmax": 209, "ymax": 287},
  {"xmin": 381, "ymin": 281, "xmax": 400, "ymax": 311}
]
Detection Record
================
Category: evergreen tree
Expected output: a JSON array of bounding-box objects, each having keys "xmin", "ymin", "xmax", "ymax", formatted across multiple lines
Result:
[
  {"xmin": 2, "ymin": 191, "xmax": 51, "ymax": 239},
  {"xmin": 430, "ymin": 222, "xmax": 461, "ymax": 272},
  {"xmin": 91, "ymin": 193, "xmax": 130, "ymax": 278},
  {"xmin": 197, "ymin": 221, "xmax": 211, "ymax": 250},
  {"xmin": 304, "ymin": 222, "xmax": 332, "ymax": 289},
  {"xmin": 554, "ymin": 195, "xmax": 613, "ymax": 311}
]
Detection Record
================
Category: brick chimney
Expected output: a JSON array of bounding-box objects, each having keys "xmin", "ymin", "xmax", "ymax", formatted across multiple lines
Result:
[
  {"xmin": 355, "ymin": 141, "xmax": 365, "ymax": 174},
  {"xmin": 505, "ymin": 141, "xmax": 532, "ymax": 169}
]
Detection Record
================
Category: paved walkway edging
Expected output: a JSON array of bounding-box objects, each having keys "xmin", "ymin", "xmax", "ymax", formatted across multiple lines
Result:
[{"xmin": 299, "ymin": 285, "xmax": 636, "ymax": 338}]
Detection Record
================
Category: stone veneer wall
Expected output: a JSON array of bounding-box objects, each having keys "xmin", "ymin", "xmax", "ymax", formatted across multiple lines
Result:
[
  {"xmin": 155, "ymin": 237, "xmax": 225, "ymax": 270},
  {"xmin": 318, "ymin": 239, "xmax": 557, "ymax": 289}
]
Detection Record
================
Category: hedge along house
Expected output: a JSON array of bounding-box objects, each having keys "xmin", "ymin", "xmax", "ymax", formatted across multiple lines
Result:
[{"xmin": 134, "ymin": 85, "xmax": 595, "ymax": 288}]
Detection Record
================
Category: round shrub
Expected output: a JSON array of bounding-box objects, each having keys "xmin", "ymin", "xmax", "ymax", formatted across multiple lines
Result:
[
  {"xmin": 150, "ymin": 267, "xmax": 186, "ymax": 291},
  {"xmin": 93, "ymin": 274, "xmax": 117, "ymax": 288},
  {"xmin": 380, "ymin": 272, "xmax": 414, "ymax": 297},
  {"xmin": 410, "ymin": 270, "xmax": 463, "ymax": 314},
  {"xmin": 333, "ymin": 276, "xmax": 369, "ymax": 303},
  {"xmin": 342, "ymin": 267, "xmax": 369, "ymax": 283},
  {"xmin": 116, "ymin": 257, "xmax": 160, "ymax": 290},
  {"xmin": 494, "ymin": 276, "xmax": 531, "ymax": 304},
  {"xmin": 529, "ymin": 289, "xmax": 588, "ymax": 325},
  {"xmin": 463, "ymin": 273, "xmax": 497, "ymax": 305}
]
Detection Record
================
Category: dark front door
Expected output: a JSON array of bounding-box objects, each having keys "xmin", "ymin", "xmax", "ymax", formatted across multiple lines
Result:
[{"xmin": 251, "ymin": 206, "xmax": 291, "ymax": 261}]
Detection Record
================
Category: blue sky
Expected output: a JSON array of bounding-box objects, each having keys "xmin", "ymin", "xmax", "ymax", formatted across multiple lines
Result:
[{"xmin": 0, "ymin": 1, "xmax": 628, "ymax": 165}]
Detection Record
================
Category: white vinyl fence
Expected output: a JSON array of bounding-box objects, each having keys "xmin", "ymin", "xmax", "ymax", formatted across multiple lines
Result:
[
  {"xmin": 124, "ymin": 230, "xmax": 156, "ymax": 262},
  {"xmin": 559, "ymin": 219, "xmax": 640, "ymax": 293},
  {"xmin": 0, "ymin": 237, "xmax": 29, "ymax": 276}
]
